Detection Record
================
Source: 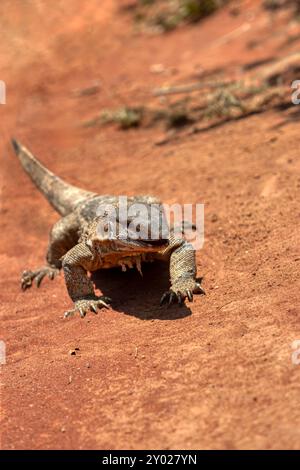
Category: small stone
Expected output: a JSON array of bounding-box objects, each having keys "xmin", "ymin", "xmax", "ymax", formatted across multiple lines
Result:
[
  {"xmin": 154, "ymin": 135, "xmax": 169, "ymax": 146},
  {"xmin": 69, "ymin": 347, "xmax": 80, "ymax": 356},
  {"xmin": 150, "ymin": 64, "xmax": 165, "ymax": 74}
]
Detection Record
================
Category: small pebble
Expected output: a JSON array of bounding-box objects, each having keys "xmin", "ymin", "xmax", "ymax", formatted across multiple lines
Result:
[
  {"xmin": 69, "ymin": 347, "xmax": 80, "ymax": 356},
  {"xmin": 150, "ymin": 63, "xmax": 165, "ymax": 74}
]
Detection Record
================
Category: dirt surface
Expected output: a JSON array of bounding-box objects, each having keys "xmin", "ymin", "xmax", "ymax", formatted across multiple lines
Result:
[{"xmin": 1, "ymin": 0, "xmax": 300, "ymax": 450}]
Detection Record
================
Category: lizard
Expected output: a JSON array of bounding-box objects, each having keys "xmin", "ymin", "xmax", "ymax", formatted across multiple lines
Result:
[{"xmin": 12, "ymin": 139, "xmax": 205, "ymax": 318}]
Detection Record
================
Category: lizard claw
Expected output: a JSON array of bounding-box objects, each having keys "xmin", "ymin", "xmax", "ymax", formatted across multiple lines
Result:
[
  {"xmin": 194, "ymin": 282, "xmax": 206, "ymax": 295},
  {"xmin": 160, "ymin": 289, "xmax": 189, "ymax": 307},
  {"xmin": 160, "ymin": 280, "xmax": 205, "ymax": 307},
  {"xmin": 21, "ymin": 267, "xmax": 59, "ymax": 290},
  {"xmin": 186, "ymin": 289, "xmax": 193, "ymax": 302},
  {"xmin": 21, "ymin": 270, "xmax": 34, "ymax": 290},
  {"xmin": 64, "ymin": 296, "xmax": 111, "ymax": 319}
]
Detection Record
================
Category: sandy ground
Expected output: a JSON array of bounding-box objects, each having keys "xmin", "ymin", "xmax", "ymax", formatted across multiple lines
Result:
[{"xmin": 1, "ymin": 0, "xmax": 300, "ymax": 449}]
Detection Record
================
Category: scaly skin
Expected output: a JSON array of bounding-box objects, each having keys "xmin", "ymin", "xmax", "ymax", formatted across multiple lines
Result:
[{"xmin": 12, "ymin": 140, "xmax": 205, "ymax": 318}]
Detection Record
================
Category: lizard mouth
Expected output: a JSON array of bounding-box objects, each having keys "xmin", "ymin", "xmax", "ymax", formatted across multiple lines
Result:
[
  {"xmin": 101, "ymin": 238, "xmax": 169, "ymax": 276},
  {"xmin": 115, "ymin": 237, "xmax": 168, "ymax": 251}
]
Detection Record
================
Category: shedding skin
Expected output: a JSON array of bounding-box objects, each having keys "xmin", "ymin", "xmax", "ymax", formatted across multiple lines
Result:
[{"xmin": 12, "ymin": 140, "xmax": 205, "ymax": 318}]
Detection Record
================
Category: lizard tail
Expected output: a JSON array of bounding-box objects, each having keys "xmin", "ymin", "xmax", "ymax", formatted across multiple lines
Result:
[{"xmin": 12, "ymin": 139, "xmax": 96, "ymax": 216}]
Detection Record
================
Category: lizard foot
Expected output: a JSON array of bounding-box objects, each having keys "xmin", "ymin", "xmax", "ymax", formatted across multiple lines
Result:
[
  {"xmin": 21, "ymin": 266, "xmax": 60, "ymax": 290},
  {"xmin": 64, "ymin": 295, "xmax": 111, "ymax": 319},
  {"xmin": 160, "ymin": 279, "xmax": 205, "ymax": 307}
]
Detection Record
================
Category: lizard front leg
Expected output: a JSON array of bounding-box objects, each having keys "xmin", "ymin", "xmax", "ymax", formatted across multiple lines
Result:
[
  {"xmin": 160, "ymin": 240, "xmax": 205, "ymax": 306},
  {"xmin": 62, "ymin": 242, "xmax": 110, "ymax": 318},
  {"xmin": 21, "ymin": 213, "xmax": 79, "ymax": 290}
]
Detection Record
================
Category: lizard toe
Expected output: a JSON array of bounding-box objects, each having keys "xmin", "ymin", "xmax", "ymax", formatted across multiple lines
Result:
[
  {"xmin": 186, "ymin": 289, "xmax": 193, "ymax": 302},
  {"xmin": 79, "ymin": 307, "xmax": 86, "ymax": 318},
  {"xmin": 90, "ymin": 303, "xmax": 98, "ymax": 314},
  {"xmin": 194, "ymin": 283, "xmax": 206, "ymax": 295},
  {"xmin": 160, "ymin": 290, "xmax": 182, "ymax": 307},
  {"xmin": 177, "ymin": 292, "xmax": 183, "ymax": 305},
  {"xmin": 21, "ymin": 270, "xmax": 37, "ymax": 290},
  {"xmin": 65, "ymin": 296, "xmax": 111, "ymax": 319},
  {"xmin": 35, "ymin": 271, "xmax": 47, "ymax": 288},
  {"xmin": 168, "ymin": 292, "xmax": 176, "ymax": 307},
  {"xmin": 160, "ymin": 292, "xmax": 169, "ymax": 306},
  {"xmin": 64, "ymin": 309, "xmax": 76, "ymax": 318},
  {"xmin": 48, "ymin": 268, "xmax": 59, "ymax": 280}
]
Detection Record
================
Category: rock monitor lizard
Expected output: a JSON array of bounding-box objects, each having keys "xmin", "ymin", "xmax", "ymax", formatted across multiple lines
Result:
[{"xmin": 12, "ymin": 139, "xmax": 205, "ymax": 318}]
